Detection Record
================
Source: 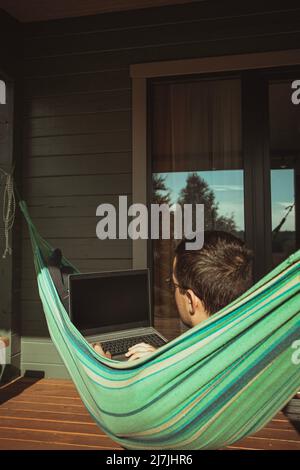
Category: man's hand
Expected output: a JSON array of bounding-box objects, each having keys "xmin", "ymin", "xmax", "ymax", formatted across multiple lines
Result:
[
  {"xmin": 125, "ymin": 342, "xmax": 157, "ymax": 361},
  {"xmin": 92, "ymin": 342, "xmax": 112, "ymax": 359}
]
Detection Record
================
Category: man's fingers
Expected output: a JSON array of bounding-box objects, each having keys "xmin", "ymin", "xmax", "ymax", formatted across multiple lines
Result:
[
  {"xmin": 128, "ymin": 342, "xmax": 150, "ymax": 350},
  {"xmin": 128, "ymin": 351, "xmax": 153, "ymax": 361},
  {"xmin": 126, "ymin": 345, "xmax": 155, "ymax": 354},
  {"xmin": 92, "ymin": 342, "xmax": 104, "ymax": 354},
  {"xmin": 126, "ymin": 344, "xmax": 156, "ymax": 358},
  {"xmin": 92, "ymin": 341, "xmax": 155, "ymax": 360},
  {"xmin": 92, "ymin": 342, "xmax": 111, "ymax": 359},
  {"xmin": 128, "ymin": 343, "xmax": 156, "ymax": 352}
]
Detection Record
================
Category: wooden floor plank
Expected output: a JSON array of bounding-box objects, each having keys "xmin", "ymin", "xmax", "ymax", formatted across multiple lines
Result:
[
  {"xmin": 0, "ymin": 407, "xmax": 95, "ymax": 422},
  {"xmin": 1, "ymin": 385, "xmax": 80, "ymax": 398},
  {"xmin": 231, "ymin": 436, "xmax": 300, "ymax": 450},
  {"xmin": 3, "ymin": 394, "xmax": 82, "ymax": 404},
  {"xmin": 0, "ymin": 400, "xmax": 88, "ymax": 414},
  {"xmin": 0, "ymin": 426, "xmax": 122, "ymax": 449},
  {"xmin": 253, "ymin": 426, "xmax": 300, "ymax": 440},
  {"xmin": 0, "ymin": 437, "xmax": 113, "ymax": 450},
  {"xmin": 0, "ymin": 377, "xmax": 298, "ymax": 450},
  {"xmin": 264, "ymin": 418, "xmax": 296, "ymax": 430},
  {"xmin": 0, "ymin": 416, "xmax": 103, "ymax": 434}
]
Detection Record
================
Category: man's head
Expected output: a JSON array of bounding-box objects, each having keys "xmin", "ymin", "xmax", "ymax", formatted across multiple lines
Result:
[{"xmin": 172, "ymin": 231, "xmax": 253, "ymax": 328}]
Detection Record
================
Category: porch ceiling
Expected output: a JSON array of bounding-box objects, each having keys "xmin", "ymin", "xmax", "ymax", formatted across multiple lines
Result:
[{"xmin": 0, "ymin": 0, "xmax": 197, "ymax": 23}]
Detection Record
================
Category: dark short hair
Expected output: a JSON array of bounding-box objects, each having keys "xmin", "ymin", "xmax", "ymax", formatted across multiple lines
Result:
[{"xmin": 174, "ymin": 231, "xmax": 253, "ymax": 315}]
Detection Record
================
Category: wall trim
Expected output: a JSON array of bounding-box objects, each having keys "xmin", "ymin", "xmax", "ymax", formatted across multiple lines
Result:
[
  {"xmin": 130, "ymin": 48, "xmax": 300, "ymax": 78},
  {"xmin": 132, "ymin": 77, "xmax": 148, "ymax": 269}
]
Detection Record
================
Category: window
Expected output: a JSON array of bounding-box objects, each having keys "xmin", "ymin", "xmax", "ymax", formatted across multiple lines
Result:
[
  {"xmin": 150, "ymin": 76, "xmax": 244, "ymax": 337},
  {"xmin": 148, "ymin": 71, "xmax": 300, "ymax": 340},
  {"xmin": 130, "ymin": 52, "xmax": 300, "ymax": 340}
]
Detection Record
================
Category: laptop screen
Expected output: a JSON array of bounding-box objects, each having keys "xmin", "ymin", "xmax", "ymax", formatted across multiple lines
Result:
[{"xmin": 69, "ymin": 269, "xmax": 151, "ymax": 335}]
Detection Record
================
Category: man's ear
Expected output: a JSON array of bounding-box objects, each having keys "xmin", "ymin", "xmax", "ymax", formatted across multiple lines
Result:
[
  {"xmin": 186, "ymin": 290, "xmax": 210, "ymax": 325},
  {"xmin": 185, "ymin": 289, "xmax": 200, "ymax": 315}
]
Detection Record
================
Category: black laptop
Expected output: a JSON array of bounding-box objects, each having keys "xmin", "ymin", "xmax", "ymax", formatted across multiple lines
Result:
[{"xmin": 69, "ymin": 269, "xmax": 167, "ymax": 360}]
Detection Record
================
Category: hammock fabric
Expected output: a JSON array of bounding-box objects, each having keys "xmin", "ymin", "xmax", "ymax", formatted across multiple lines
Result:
[{"xmin": 20, "ymin": 200, "xmax": 300, "ymax": 450}]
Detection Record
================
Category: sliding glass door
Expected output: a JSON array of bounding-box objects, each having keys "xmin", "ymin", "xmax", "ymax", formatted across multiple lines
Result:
[
  {"xmin": 149, "ymin": 69, "xmax": 300, "ymax": 340},
  {"xmin": 150, "ymin": 76, "xmax": 245, "ymax": 338}
]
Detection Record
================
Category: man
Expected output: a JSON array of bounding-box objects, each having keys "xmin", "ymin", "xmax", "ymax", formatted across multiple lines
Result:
[{"xmin": 93, "ymin": 231, "xmax": 253, "ymax": 360}]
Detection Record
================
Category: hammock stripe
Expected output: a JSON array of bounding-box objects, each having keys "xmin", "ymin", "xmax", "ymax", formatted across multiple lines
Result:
[{"xmin": 20, "ymin": 200, "xmax": 300, "ymax": 450}]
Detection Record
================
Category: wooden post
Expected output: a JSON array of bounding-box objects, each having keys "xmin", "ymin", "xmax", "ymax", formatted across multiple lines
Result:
[
  {"xmin": 0, "ymin": 10, "xmax": 23, "ymax": 384},
  {"xmin": 0, "ymin": 336, "xmax": 9, "ymax": 380}
]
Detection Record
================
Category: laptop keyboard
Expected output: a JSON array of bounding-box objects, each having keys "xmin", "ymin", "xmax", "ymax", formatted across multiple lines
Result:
[{"xmin": 101, "ymin": 334, "xmax": 166, "ymax": 356}]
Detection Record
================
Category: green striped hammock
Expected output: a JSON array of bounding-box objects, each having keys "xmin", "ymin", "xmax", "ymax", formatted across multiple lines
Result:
[{"xmin": 20, "ymin": 200, "xmax": 300, "ymax": 450}]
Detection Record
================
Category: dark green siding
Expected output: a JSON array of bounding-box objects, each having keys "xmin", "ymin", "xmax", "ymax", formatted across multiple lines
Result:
[{"xmin": 20, "ymin": 0, "xmax": 300, "ymax": 377}]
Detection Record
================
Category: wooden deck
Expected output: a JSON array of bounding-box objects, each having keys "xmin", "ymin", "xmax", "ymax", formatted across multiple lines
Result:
[{"xmin": 0, "ymin": 377, "xmax": 299, "ymax": 450}]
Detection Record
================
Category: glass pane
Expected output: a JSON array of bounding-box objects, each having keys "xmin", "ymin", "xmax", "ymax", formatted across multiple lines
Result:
[
  {"xmin": 151, "ymin": 77, "xmax": 244, "ymax": 339},
  {"xmin": 269, "ymin": 80, "xmax": 299, "ymax": 267}
]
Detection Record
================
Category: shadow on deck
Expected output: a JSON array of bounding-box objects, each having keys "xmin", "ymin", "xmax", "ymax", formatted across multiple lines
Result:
[{"xmin": 0, "ymin": 377, "xmax": 299, "ymax": 450}]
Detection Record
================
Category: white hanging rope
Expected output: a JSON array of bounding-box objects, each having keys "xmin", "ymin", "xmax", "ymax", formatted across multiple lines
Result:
[{"xmin": 0, "ymin": 167, "xmax": 16, "ymax": 258}]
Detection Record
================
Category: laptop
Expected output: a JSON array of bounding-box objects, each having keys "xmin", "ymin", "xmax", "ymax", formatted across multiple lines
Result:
[{"xmin": 69, "ymin": 269, "xmax": 168, "ymax": 360}]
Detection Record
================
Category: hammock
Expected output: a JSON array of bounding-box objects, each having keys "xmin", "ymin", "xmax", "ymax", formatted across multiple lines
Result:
[{"xmin": 20, "ymin": 200, "xmax": 300, "ymax": 450}]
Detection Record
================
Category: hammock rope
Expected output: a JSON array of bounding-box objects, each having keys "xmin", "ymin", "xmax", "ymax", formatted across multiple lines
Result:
[
  {"xmin": 20, "ymin": 200, "xmax": 300, "ymax": 450},
  {"xmin": 0, "ymin": 167, "xmax": 16, "ymax": 258}
]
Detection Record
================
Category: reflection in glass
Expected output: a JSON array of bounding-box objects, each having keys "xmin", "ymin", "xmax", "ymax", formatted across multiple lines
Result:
[
  {"xmin": 154, "ymin": 170, "xmax": 244, "ymax": 234},
  {"xmin": 269, "ymin": 81, "xmax": 299, "ymax": 266},
  {"xmin": 151, "ymin": 78, "xmax": 244, "ymax": 339}
]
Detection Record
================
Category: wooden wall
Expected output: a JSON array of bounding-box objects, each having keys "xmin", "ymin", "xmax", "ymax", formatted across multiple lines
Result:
[{"xmin": 20, "ymin": 0, "xmax": 300, "ymax": 377}]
